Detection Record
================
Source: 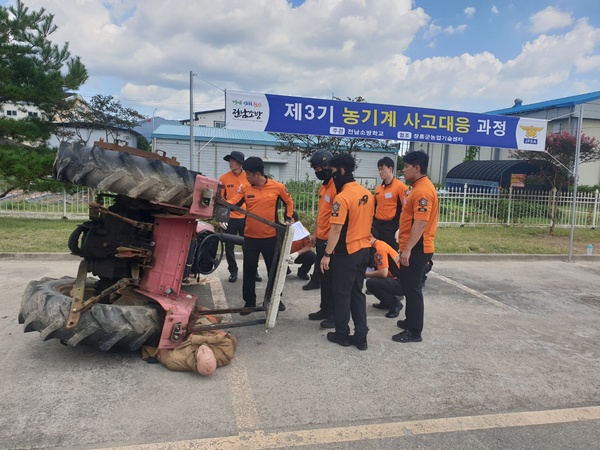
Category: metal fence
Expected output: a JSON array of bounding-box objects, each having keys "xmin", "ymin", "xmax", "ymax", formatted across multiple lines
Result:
[
  {"xmin": 1, "ymin": 182, "xmax": 599, "ymax": 229},
  {"xmin": 0, "ymin": 186, "xmax": 92, "ymax": 220},
  {"xmin": 436, "ymin": 186, "xmax": 599, "ymax": 228}
]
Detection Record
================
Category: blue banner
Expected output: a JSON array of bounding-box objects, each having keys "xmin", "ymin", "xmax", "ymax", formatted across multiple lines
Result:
[{"xmin": 225, "ymin": 91, "xmax": 547, "ymax": 151}]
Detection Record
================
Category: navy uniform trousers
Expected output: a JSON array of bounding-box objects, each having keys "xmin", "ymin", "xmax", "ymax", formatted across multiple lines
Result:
[{"xmin": 331, "ymin": 247, "xmax": 370, "ymax": 336}]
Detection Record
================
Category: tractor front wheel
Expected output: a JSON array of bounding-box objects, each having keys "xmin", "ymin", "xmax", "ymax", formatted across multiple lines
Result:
[{"xmin": 18, "ymin": 277, "xmax": 162, "ymax": 351}]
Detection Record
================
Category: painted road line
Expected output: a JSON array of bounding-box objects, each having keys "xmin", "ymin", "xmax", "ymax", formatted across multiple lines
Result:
[
  {"xmin": 432, "ymin": 271, "xmax": 517, "ymax": 311},
  {"xmin": 208, "ymin": 275, "xmax": 261, "ymax": 431},
  {"xmin": 102, "ymin": 405, "xmax": 600, "ymax": 449}
]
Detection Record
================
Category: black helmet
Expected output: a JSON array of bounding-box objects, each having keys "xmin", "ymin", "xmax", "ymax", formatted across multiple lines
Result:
[{"xmin": 309, "ymin": 150, "xmax": 333, "ymax": 168}]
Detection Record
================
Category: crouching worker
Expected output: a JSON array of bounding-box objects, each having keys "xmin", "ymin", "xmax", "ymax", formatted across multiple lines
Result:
[
  {"xmin": 286, "ymin": 211, "xmax": 316, "ymax": 280},
  {"xmin": 142, "ymin": 308, "xmax": 237, "ymax": 376},
  {"xmin": 365, "ymin": 227, "xmax": 404, "ymax": 319}
]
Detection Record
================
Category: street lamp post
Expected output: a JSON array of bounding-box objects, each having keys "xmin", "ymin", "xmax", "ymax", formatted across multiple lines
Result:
[
  {"xmin": 151, "ymin": 108, "xmax": 158, "ymax": 153},
  {"xmin": 567, "ymin": 104, "xmax": 584, "ymax": 262},
  {"xmin": 544, "ymin": 105, "xmax": 584, "ymax": 262},
  {"xmin": 189, "ymin": 70, "xmax": 195, "ymax": 172}
]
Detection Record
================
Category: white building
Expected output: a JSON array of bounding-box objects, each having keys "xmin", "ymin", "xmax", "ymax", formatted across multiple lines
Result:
[
  {"xmin": 2, "ymin": 93, "xmax": 139, "ymax": 149},
  {"xmin": 424, "ymin": 91, "xmax": 600, "ymax": 188},
  {"xmin": 152, "ymin": 124, "xmax": 397, "ymax": 187},
  {"xmin": 179, "ymin": 108, "xmax": 225, "ymax": 128}
]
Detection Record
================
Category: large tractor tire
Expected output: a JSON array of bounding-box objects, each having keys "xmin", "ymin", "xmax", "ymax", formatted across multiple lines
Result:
[
  {"xmin": 19, "ymin": 277, "xmax": 162, "ymax": 351},
  {"xmin": 53, "ymin": 142, "xmax": 197, "ymax": 207}
]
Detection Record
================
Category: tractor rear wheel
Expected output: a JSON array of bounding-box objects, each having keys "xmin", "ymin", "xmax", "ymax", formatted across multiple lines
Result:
[
  {"xmin": 53, "ymin": 142, "xmax": 197, "ymax": 207},
  {"xmin": 18, "ymin": 277, "xmax": 162, "ymax": 351}
]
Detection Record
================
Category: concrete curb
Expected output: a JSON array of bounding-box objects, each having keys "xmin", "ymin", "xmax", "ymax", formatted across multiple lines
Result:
[
  {"xmin": 1, "ymin": 252, "xmax": 599, "ymax": 262},
  {"xmin": 0, "ymin": 252, "xmax": 80, "ymax": 261}
]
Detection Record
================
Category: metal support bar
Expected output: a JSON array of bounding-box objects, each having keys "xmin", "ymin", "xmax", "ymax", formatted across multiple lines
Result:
[
  {"xmin": 89, "ymin": 202, "xmax": 153, "ymax": 232},
  {"xmin": 195, "ymin": 306, "xmax": 265, "ymax": 315},
  {"xmin": 216, "ymin": 196, "xmax": 286, "ymax": 231},
  {"xmin": 66, "ymin": 260, "xmax": 90, "ymax": 329},
  {"xmin": 190, "ymin": 319, "xmax": 267, "ymax": 333}
]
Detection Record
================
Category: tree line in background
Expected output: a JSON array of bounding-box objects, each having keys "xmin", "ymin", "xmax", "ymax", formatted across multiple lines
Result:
[
  {"xmin": 0, "ymin": 0, "xmax": 146, "ymax": 198},
  {"xmin": 2, "ymin": 1, "xmax": 599, "ymax": 202}
]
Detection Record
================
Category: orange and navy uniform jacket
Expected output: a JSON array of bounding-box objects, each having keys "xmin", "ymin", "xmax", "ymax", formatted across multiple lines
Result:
[
  {"xmin": 291, "ymin": 226, "xmax": 312, "ymax": 253},
  {"xmin": 315, "ymin": 179, "xmax": 337, "ymax": 241},
  {"xmin": 228, "ymin": 178, "xmax": 294, "ymax": 239},
  {"xmin": 373, "ymin": 178, "xmax": 408, "ymax": 222},
  {"xmin": 398, "ymin": 176, "xmax": 438, "ymax": 254},
  {"xmin": 372, "ymin": 239, "xmax": 398, "ymax": 278},
  {"xmin": 330, "ymin": 181, "xmax": 374, "ymax": 255},
  {"xmin": 218, "ymin": 171, "xmax": 248, "ymax": 220}
]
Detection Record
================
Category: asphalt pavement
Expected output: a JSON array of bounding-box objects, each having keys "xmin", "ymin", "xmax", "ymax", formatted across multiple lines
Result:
[{"xmin": 0, "ymin": 252, "xmax": 599, "ymax": 449}]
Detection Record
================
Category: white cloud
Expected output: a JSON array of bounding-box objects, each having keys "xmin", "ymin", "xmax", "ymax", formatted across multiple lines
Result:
[
  {"xmin": 530, "ymin": 6, "xmax": 573, "ymax": 34},
  {"xmin": 464, "ymin": 7, "xmax": 476, "ymax": 18},
  {"xmin": 424, "ymin": 22, "xmax": 466, "ymax": 38},
  {"xmin": 491, "ymin": 6, "xmax": 499, "ymax": 15},
  {"xmin": 11, "ymin": 0, "xmax": 600, "ymax": 117},
  {"xmin": 446, "ymin": 24, "xmax": 467, "ymax": 35}
]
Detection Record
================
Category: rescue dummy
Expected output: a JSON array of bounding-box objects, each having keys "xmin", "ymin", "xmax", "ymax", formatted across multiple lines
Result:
[{"xmin": 142, "ymin": 307, "xmax": 237, "ymax": 376}]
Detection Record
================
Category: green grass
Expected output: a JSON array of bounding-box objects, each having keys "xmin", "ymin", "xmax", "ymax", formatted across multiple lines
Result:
[
  {"xmin": 1, "ymin": 217, "xmax": 599, "ymax": 254},
  {"xmin": 0, "ymin": 217, "xmax": 76, "ymax": 252},
  {"xmin": 436, "ymin": 226, "xmax": 600, "ymax": 254}
]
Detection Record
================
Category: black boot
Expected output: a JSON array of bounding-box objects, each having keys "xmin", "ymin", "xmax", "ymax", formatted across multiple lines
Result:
[
  {"xmin": 302, "ymin": 275, "xmax": 320, "ymax": 291},
  {"xmin": 228, "ymin": 270, "xmax": 238, "ymax": 283},
  {"xmin": 349, "ymin": 333, "xmax": 368, "ymax": 351},
  {"xmin": 327, "ymin": 332, "xmax": 350, "ymax": 347},
  {"xmin": 385, "ymin": 296, "xmax": 403, "ymax": 318}
]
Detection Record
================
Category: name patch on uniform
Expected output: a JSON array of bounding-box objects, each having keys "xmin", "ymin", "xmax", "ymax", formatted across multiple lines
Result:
[
  {"xmin": 384, "ymin": 192, "xmax": 392, "ymax": 199},
  {"xmin": 331, "ymin": 201, "xmax": 340, "ymax": 217},
  {"xmin": 248, "ymin": 194, "xmax": 256, "ymax": 199},
  {"xmin": 418, "ymin": 197, "xmax": 428, "ymax": 212},
  {"xmin": 324, "ymin": 195, "xmax": 331, "ymax": 203}
]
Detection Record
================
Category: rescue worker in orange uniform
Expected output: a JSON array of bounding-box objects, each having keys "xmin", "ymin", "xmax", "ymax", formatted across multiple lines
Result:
[
  {"xmin": 218, "ymin": 151, "xmax": 260, "ymax": 283},
  {"xmin": 320, "ymin": 153, "xmax": 374, "ymax": 350},
  {"xmin": 373, "ymin": 156, "xmax": 408, "ymax": 252},
  {"xmin": 365, "ymin": 227, "xmax": 403, "ymax": 318},
  {"xmin": 392, "ymin": 151, "xmax": 438, "ymax": 343},
  {"xmin": 227, "ymin": 157, "xmax": 294, "ymax": 314},
  {"xmin": 305, "ymin": 150, "xmax": 338, "ymax": 328}
]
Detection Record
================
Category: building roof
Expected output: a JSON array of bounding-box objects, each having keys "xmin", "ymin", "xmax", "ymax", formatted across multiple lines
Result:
[
  {"xmin": 153, "ymin": 124, "xmax": 397, "ymax": 153},
  {"xmin": 446, "ymin": 160, "xmax": 537, "ymax": 182},
  {"xmin": 153, "ymin": 124, "xmax": 281, "ymax": 146},
  {"xmin": 486, "ymin": 91, "xmax": 600, "ymax": 115}
]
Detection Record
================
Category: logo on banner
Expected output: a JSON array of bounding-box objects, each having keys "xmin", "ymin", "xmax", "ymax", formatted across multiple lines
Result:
[
  {"xmin": 519, "ymin": 125, "xmax": 545, "ymax": 145},
  {"xmin": 226, "ymin": 91, "xmax": 270, "ymax": 131}
]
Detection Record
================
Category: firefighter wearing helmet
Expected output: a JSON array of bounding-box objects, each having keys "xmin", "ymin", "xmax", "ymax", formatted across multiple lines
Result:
[{"xmin": 306, "ymin": 150, "xmax": 338, "ymax": 329}]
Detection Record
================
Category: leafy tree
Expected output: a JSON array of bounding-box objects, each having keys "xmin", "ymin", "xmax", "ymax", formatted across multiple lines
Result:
[
  {"xmin": 0, "ymin": 139, "xmax": 57, "ymax": 198},
  {"xmin": 271, "ymin": 96, "xmax": 397, "ymax": 168},
  {"xmin": 0, "ymin": 0, "xmax": 88, "ymax": 197},
  {"xmin": 510, "ymin": 131, "xmax": 600, "ymax": 233},
  {"xmin": 0, "ymin": 0, "xmax": 88, "ymax": 138},
  {"xmin": 509, "ymin": 131, "xmax": 600, "ymax": 191},
  {"xmin": 464, "ymin": 146, "xmax": 480, "ymax": 162},
  {"xmin": 55, "ymin": 94, "xmax": 146, "ymax": 146}
]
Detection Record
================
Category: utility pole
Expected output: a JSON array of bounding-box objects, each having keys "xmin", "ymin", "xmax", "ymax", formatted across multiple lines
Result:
[
  {"xmin": 568, "ymin": 104, "xmax": 584, "ymax": 262},
  {"xmin": 189, "ymin": 70, "xmax": 194, "ymax": 171}
]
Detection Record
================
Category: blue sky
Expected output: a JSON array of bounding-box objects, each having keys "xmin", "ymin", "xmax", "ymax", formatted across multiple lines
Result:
[
  {"xmin": 3, "ymin": 0, "xmax": 600, "ymax": 119},
  {"xmin": 410, "ymin": 0, "xmax": 600, "ymax": 60}
]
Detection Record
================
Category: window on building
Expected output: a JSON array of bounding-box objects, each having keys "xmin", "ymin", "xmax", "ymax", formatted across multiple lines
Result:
[
  {"xmin": 213, "ymin": 121, "xmax": 225, "ymax": 128},
  {"xmin": 28, "ymin": 112, "xmax": 39, "ymax": 118},
  {"xmin": 6, "ymin": 110, "xmax": 17, "ymax": 116}
]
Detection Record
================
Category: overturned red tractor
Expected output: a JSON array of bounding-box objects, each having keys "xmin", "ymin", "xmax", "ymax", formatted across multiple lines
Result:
[{"xmin": 18, "ymin": 142, "xmax": 293, "ymax": 351}]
